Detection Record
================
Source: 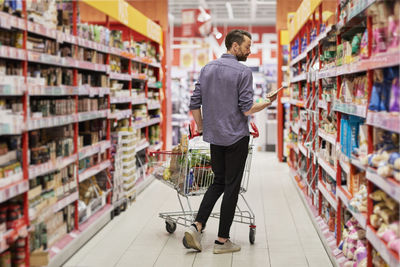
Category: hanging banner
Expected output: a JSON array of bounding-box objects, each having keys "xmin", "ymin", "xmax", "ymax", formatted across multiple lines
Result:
[{"xmin": 181, "ymin": 9, "xmax": 212, "ymax": 38}]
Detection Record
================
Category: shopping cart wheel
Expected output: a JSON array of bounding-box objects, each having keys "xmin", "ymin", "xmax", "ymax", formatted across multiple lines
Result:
[
  {"xmin": 165, "ymin": 221, "xmax": 177, "ymax": 234},
  {"xmin": 182, "ymin": 236, "xmax": 191, "ymax": 249},
  {"xmin": 249, "ymin": 227, "xmax": 256, "ymax": 244}
]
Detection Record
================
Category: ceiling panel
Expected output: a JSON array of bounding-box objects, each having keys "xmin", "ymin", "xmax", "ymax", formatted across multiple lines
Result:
[{"xmin": 169, "ymin": 0, "xmax": 277, "ymax": 26}]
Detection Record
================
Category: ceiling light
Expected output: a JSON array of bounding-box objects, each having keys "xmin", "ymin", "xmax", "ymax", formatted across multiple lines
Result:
[{"xmin": 225, "ymin": 2, "xmax": 234, "ymax": 20}]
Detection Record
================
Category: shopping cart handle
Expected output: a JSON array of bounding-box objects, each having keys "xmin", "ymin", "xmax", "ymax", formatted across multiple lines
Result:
[
  {"xmin": 250, "ymin": 122, "xmax": 259, "ymax": 138},
  {"xmin": 189, "ymin": 125, "xmax": 202, "ymax": 140}
]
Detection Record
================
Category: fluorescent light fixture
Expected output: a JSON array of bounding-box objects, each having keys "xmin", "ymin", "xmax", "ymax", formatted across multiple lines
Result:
[
  {"xmin": 225, "ymin": 2, "xmax": 234, "ymax": 20},
  {"xmin": 256, "ymin": 1, "xmax": 276, "ymax": 5}
]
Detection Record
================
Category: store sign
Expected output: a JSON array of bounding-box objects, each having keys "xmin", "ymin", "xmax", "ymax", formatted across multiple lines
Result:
[
  {"xmin": 118, "ymin": 0, "xmax": 129, "ymax": 25},
  {"xmin": 181, "ymin": 9, "xmax": 212, "ymax": 38},
  {"xmin": 288, "ymin": 0, "xmax": 322, "ymax": 41},
  {"xmin": 83, "ymin": 0, "xmax": 163, "ymax": 44},
  {"xmin": 147, "ymin": 19, "xmax": 162, "ymax": 44}
]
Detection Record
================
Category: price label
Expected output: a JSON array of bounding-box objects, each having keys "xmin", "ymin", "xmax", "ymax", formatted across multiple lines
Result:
[
  {"xmin": 20, "ymin": 181, "xmax": 27, "ymax": 192},
  {"xmin": 17, "ymin": 49, "xmax": 25, "ymax": 60},
  {"xmin": 0, "ymin": 46, "xmax": 5, "ymax": 58},
  {"xmin": 9, "ymin": 48, "xmax": 16, "ymax": 59},
  {"xmin": 34, "ymin": 23, "xmax": 40, "ymax": 34},
  {"xmin": 5, "ymin": 17, "xmax": 12, "ymax": 29},
  {"xmin": 89, "ymin": 88, "xmax": 95, "ymax": 98},
  {"xmin": 8, "ymin": 186, "xmax": 16, "ymax": 198},
  {"xmin": 51, "ymin": 247, "xmax": 61, "ymax": 254},
  {"xmin": 99, "ymin": 88, "xmax": 105, "ymax": 97},
  {"xmin": 333, "ymin": 248, "xmax": 342, "ymax": 256},
  {"xmin": 57, "ymin": 32, "xmax": 64, "ymax": 43},
  {"xmin": 326, "ymin": 236, "xmax": 335, "ymax": 242},
  {"xmin": 16, "ymin": 18, "xmax": 24, "ymax": 30}
]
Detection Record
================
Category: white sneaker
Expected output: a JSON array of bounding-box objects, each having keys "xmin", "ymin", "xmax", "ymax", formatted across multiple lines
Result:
[
  {"xmin": 213, "ymin": 240, "xmax": 241, "ymax": 254},
  {"xmin": 184, "ymin": 225, "xmax": 202, "ymax": 251}
]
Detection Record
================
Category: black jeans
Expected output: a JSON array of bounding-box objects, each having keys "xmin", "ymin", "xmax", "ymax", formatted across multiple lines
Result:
[{"xmin": 195, "ymin": 136, "xmax": 249, "ymax": 238}]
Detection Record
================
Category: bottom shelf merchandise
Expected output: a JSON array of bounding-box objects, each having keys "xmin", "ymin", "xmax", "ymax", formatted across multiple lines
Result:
[
  {"xmin": 111, "ymin": 119, "xmax": 140, "ymax": 200},
  {"xmin": 372, "ymin": 248, "xmax": 390, "ymax": 267},
  {"xmin": 0, "ymin": 237, "xmax": 27, "ymax": 267},
  {"xmin": 78, "ymin": 171, "xmax": 109, "ymax": 224},
  {"xmin": 321, "ymin": 197, "xmax": 336, "ymax": 234},
  {"xmin": 339, "ymin": 215, "xmax": 367, "ymax": 266},
  {"xmin": 29, "ymin": 164, "xmax": 77, "ymax": 256},
  {"xmin": 29, "ymin": 203, "xmax": 75, "ymax": 265}
]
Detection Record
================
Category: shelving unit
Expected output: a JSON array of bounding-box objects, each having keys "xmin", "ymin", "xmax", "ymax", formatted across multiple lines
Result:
[
  {"xmin": 0, "ymin": 0, "xmax": 164, "ymax": 266},
  {"xmin": 283, "ymin": 0, "xmax": 400, "ymax": 266}
]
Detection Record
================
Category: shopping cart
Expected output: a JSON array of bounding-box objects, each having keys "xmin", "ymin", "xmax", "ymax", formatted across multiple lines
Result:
[{"xmin": 149, "ymin": 123, "xmax": 259, "ymax": 246}]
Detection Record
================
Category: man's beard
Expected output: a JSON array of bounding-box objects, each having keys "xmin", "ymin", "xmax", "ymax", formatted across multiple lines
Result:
[{"xmin": 236, "ymin": 53, "xmax": 248, "ymax": 61}]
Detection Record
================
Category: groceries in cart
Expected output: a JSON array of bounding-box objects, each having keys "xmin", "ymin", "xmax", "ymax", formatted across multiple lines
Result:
[
  {"xmin": 155, "ymin": 123, "xmax": 259, "ymax": 245},
  {"xmin": 150, "ymin": 135, "xmax": 214, "ymax": 194}
]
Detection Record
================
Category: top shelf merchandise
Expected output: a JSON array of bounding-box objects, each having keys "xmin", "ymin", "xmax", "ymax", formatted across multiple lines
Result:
[
  {"xmin": 283, "ymin": 0, "xmax": 400, "ymax": 266},
  {"xmin": 0, "ymin": 0, "xmax": 165, "ymax": 266}
]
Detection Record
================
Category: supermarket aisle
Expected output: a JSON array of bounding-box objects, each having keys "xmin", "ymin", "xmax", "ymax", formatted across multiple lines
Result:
[{"xmin": 63, "ymin": 151, "xmax": 332, "ymax": 267}]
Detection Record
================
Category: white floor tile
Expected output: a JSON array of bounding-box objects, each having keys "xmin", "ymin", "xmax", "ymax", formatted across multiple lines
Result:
[
  {"xmin": 154, "ymin": 252, "xmax": 196, "ymax": 267},
  {"xmin": 63, "ymin": 152, "xmax": 332, "ymax": 267},
  {"xmin": 192, "ymin": 253, "xmax": 232, "ymax": 267}
]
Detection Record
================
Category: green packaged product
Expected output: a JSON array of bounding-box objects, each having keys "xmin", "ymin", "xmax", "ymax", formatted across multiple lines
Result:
[
  {"xmin": 336, "ymin": 44, "xmax": 343, "ymax": 66},
  {"xmin": 351, "ymin": 34, "xmax": 362, "ymax": 55}
]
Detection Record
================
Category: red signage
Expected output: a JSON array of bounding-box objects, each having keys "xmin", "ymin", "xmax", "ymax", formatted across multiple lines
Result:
[{"xmin": 181, "ymin": 8, "xmax": 212, "ymax": 38}]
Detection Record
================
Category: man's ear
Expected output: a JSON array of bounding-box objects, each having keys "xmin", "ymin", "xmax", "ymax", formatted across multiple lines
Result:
[{"xmin": 232, "ymin": 42, "xmax": 239, "ymax": 52}]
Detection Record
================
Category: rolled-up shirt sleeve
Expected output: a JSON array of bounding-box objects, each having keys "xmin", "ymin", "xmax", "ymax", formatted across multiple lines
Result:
[
  {"xmin": 189, "ymin": 71, "xmax": 202, "ymax": 110},
  {"xmin": 238, "ymin": 68, "xmax": 254, "ymax": 113}
]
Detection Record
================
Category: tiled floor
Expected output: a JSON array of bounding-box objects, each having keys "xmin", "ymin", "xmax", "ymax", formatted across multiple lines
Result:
[{"xmin": 63, "ymin": 151, "xmax": 333, "ymax": 267}]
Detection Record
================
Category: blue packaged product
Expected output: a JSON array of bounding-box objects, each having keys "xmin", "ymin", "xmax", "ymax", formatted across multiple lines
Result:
[
  {"xmin": 15, "ymin": 0, "xmax": 22, "ymax": 12},
  {"xmin": 380, "ymin": 67, "xmax": 396, "ymax": 111},
  {"xmin": 368, "ymin": 82, "xmax": 382, "ymax": 111}
]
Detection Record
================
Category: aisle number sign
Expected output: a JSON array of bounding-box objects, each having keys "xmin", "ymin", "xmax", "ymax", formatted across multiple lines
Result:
[
  {"xmin": 82, "ymin": 0, "xmax": 163, "ymax": 44},
  {"xmin": 288, "ymin": 0, "xmax": 322, "ymax": 41}
]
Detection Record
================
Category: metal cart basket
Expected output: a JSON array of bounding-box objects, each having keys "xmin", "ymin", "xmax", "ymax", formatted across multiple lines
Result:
[{"xmin": 149, "ymin": 123, "xmax": 259, "ymax": 246}]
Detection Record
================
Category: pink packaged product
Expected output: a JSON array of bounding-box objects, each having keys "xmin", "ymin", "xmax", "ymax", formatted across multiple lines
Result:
[
  {"xmin": 389, "ymin": 238, "xmax": 400, "ymax": 254},
  {"xmin": 387, "ymin": 1, "xmax": 400, "ymax": 51}
]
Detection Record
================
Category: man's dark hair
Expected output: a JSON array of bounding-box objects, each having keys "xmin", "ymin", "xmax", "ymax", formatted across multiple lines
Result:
[{"xmin": 225, "ymin": 29, "xmax": 252, "ymax": 50}]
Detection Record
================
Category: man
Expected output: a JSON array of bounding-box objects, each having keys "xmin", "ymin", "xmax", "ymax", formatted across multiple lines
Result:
[{"xmin": 185, "ymin": 29, "xmax": 277, "ymax": 254}]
